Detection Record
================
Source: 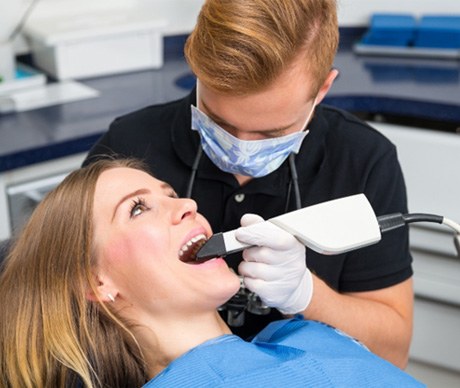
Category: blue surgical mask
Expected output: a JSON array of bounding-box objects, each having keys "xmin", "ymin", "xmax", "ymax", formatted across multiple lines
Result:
[{"xmin": 191, "ymin": 102, "xmax": 314, "ymax": 178}]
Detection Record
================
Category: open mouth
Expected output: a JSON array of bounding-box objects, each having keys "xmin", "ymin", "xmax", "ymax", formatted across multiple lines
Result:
[{"xmin": 179, "ymin": 234, "xmax": 208, "ymax": 264}]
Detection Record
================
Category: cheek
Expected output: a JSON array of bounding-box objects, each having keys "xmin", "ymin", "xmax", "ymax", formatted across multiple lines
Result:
[
  {"xmin": 101, "ymin": 230, "xmax": 173, "ymax": 292},
  {"xmin": 103, "ymin": 237, "xmax": 133, "ymax": 267},
  {"xmin": 105, "ymin": 227, "xmax": 168, "ymax": 263}
]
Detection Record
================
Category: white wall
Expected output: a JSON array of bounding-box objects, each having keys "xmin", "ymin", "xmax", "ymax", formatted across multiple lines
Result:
[
  {"xmin": 9, "ymin": 0, "xmax": 460, "ymax": 36},
  {"xmin": 6, "ymin": 0, "xmax": 460, "ymax": 53},
  {"xmin": 20, "ymin": 0, "xmax": 204, "ymax": 33},
  {"xmin": 21, "ymin": 0, "xmax": 460, "ymax": 26},
  {"xmin": 6, "ymin": 0, "xmax": 205, "ymax": 53},
  {"xmin": 11, "ymin": 0, "xmax": 204, "ymax": 27}
]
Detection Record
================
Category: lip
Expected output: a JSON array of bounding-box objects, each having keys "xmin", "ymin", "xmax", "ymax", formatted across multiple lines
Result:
[{"xmin": 187, "ymin": 257, "xmax": 227, "ymax": 269}]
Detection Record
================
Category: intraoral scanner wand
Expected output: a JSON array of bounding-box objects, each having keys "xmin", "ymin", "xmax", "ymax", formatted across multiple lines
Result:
[
  {"xmin": 196, "ymin": 194, "xmax": 381, "ymax": 260},
  {"xmin": 196, "ymin": 193, "xmax": 460, "ymax": 261}
]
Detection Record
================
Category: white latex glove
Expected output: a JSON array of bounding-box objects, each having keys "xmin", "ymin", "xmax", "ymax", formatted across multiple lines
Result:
[{"xmin": 236, "ymin": 214, "xmax": 313, "ymax": 315}]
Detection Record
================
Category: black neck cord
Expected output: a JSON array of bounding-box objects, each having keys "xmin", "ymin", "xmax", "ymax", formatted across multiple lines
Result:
[
  {"xmin": 186, "ymin": 148, "xmax": 301, "ymax": 213},
  {"xmin": 288, "ymin": 153, "xmax": 302, "ymax": 211},
  {"xmin": 285, "ymin": 180, "xmax": 293, "ymax": 213},
  {"xmin": 185, "ymin": 146, "xmax": 202, "ymax": 198}
]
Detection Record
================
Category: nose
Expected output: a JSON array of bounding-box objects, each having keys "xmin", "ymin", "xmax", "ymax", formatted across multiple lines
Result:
[{"xmin": 171, "ymin": 198, "xmax": 198, "ymax": 224}]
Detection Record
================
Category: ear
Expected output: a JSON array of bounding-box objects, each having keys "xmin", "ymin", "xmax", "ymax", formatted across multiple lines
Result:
[
  {"xmin": 314, "ymin": 69, "xmax": 339, "ymax": 105},
  {"xmin": 85, "ymin": 274, "xmax": 118, "ymax": 303}
]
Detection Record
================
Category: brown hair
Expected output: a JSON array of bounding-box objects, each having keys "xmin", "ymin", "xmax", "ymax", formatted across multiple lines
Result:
[
  {"xmin": 185, "ymin": 0, "xmax": 339, "ymax": 95},
  {"xmin": 0, "ymin": 159, "xmax": 150, "ymax": 387}
]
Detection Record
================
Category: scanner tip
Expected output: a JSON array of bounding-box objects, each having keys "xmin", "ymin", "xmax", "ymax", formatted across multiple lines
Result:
[{"xmin": 195, "ymin": 233, "xmax": 226, "ymax": 260}]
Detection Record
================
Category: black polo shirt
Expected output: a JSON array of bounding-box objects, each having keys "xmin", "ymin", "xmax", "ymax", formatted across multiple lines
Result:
[{"xmin": 85, "ymin": 89, "xmax": 412, "ymax": 338}]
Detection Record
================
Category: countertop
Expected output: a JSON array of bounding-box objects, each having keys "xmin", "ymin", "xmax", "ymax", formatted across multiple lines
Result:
[{"xmin": 1, "ymin": 31, "xmax": 460, "ymax": 173}]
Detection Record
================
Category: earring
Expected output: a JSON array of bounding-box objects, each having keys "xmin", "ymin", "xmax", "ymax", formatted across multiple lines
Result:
[{"xmin": 107, "ymin": 293, "xmax": 116, "ymax": 303}]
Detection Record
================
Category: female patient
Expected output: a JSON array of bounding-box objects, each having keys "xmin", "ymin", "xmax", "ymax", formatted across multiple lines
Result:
[{"xmin": 0, "ymin": 159, "xmax": 423, "ymax": 387}]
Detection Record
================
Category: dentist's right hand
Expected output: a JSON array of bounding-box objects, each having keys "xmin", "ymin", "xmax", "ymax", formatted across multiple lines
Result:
[{"xmin": 236, "ymin": 214, "xmax": 313, "ymax": 315}]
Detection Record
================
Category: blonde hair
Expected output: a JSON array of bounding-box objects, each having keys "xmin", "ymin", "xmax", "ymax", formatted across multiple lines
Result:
[
  {"xmin": 185, "ymin": 0, "xmax": 339, "ymax": 95},
  {"xmin": 0, "ymin": 159, "xmax": 149, "ymax": 387}
]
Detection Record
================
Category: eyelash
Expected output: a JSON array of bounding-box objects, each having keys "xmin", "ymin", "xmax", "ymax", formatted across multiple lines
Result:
[
  {"xmin": 130, "ymin": 197, "xmax": 150, "ymax": 218},
  {"xmin": 129, "ymin": 190, "xmax": 178, "ymax": 218}
]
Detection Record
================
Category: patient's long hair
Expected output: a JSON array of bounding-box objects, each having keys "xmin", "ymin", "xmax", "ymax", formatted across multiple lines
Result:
[{"xmin": 0, "ymin": 159, "xmax": 149, "ymax": 388}]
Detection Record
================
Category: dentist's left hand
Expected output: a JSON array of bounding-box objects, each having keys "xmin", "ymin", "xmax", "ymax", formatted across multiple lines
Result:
[{"xmin": 236, "ymin": 214, "xmax": 313, "ymax": 315}]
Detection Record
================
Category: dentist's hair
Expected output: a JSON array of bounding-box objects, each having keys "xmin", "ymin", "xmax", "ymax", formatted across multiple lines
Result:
[
  {"xmin": 0, "ymin": 158, "xmax": 149, "ymax": 388},
  {"xmin": 185, "ymin": 0, "xmax": 338, "ymax": 95}
]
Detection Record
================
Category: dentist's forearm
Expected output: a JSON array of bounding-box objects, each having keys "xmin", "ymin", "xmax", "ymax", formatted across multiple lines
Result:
[{"xmin": 298, "ymin": 275, "xmax": 413, "ymax": 369}]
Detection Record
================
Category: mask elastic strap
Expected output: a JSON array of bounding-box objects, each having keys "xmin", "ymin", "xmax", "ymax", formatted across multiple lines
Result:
[{"xmin": 300, "ymin": 97, "xmax": 317, "ymax": 132}]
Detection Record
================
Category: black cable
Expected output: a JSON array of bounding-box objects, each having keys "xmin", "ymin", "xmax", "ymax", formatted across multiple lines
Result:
[
  {"xmin": 377, "ymin": 212, "xmax": 460, "ymax": 258},
  {"xmin": 377, "ymin": 212, "xmax": 443, "ymax": 233},
  {"xmin": 402, "ymin": 213, "xmax": 444, "ymax": 224},
  {"xmin": 185, "ymin": 146, "xmax": 202, "ymax": 198}
]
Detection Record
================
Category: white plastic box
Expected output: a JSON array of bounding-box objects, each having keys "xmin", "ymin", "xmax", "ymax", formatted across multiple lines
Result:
[{"xmin": 24, "ymin": 12, "xmax": 167, "ymax": 80}]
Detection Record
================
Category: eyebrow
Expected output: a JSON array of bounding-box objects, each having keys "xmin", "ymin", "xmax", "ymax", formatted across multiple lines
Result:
[
  {"xmin": 112, "ymin": 188, "xmax": 150, "ymax": 221},
  {"xmin": 160, "ymin": 182, "xmax": 176, "ymax": 194},
  {"xmin": 200, "ymin": 100, "xmax": 295, "ymax": 135}
]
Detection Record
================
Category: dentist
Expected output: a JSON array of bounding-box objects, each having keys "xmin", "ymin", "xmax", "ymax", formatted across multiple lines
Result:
[{"xmin": 85, "ymin": 0, "xmax": 413, "ymax": 368}]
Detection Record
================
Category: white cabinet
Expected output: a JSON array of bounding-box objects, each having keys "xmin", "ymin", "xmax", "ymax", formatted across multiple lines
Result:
[{"xmin": 372, "ymin": 122, "xmax": 460, "ymax": 372}]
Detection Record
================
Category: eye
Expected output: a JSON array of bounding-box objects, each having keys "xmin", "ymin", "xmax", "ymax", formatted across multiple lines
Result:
[{"xmin": 130, "ymin": 197, "xmax": 150, "ymax": 218}]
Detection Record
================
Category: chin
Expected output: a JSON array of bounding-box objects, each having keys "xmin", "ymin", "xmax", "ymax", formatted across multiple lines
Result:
[
  {"xmin": 211, "ymin": 271, "xmax": 242, "ymax": 305},
  {"xmin": 225, "ymin": 274, "xmax": 242, "ymax": 299}
]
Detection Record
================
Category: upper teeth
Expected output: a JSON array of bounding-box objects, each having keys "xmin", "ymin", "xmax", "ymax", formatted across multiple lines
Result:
[{"xmin": 179, "ymin": 233, "xmax": 207, "ymax": 260}]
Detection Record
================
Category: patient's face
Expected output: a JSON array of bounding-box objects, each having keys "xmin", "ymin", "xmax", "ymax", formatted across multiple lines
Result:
[{"xmin": 92, "ymin": 167, "xmax": 240, "ymax": 316}]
